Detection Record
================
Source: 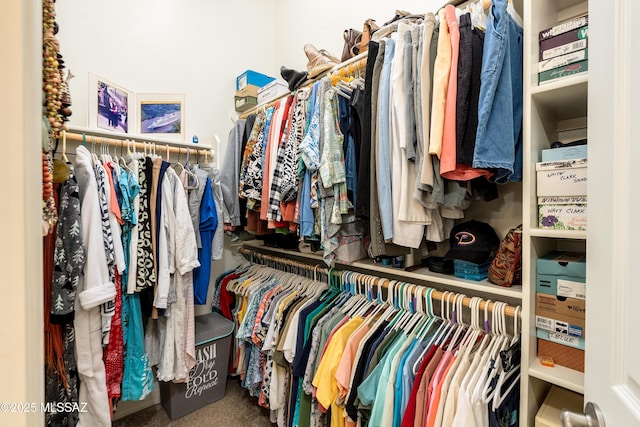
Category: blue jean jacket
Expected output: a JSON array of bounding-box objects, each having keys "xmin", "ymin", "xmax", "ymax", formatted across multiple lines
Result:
[{"xmin": 472, "ymin": 0, "xmax": 523, "ymax": 183}]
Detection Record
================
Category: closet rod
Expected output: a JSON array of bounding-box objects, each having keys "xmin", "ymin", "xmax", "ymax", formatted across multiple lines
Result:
[
  {"xmin": 60, "ymin": 128, "xmax": 213, "ymax": 157},
  {"xmin": 238, "ymin": 51, "xmax": 368, "ymax": 120},
  {"xmin": 238, "ymin": 247, "xmax": 520, "ymax": 318}
]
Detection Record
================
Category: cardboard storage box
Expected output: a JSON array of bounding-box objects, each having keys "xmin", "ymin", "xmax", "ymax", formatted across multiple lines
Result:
[
  {"xmin": 257, "ymin": 79, "xmax": 288, "ymax": 104},
  {"xmin": 234, "ymin": 95, "xmax": 258, "ymax": 112},
  {"xmin": 538, "ymin": 197, "xmax": 587, "ymax": 231},
  {"xmin": 541, "ymin": 145, "xmax": 588, "ymax": 162},
  {"xmin": 536, "ymin": 251, "xmax": 586, "ymax": 298},
  {"xmin": 535, "ymin": 386, "xmax": 584, "ymax": 427},
  {"xmin": 536, "ymin": 158, "xmax": 587, "ymax": 196},
  {"xmin": 236, "ymin": 84, "xmax": 261, "ymax": 98},
  {"xmin": 536, "ymin": 293, "xmax": 585, "ymax": 338},
  {"xmin": 537, "ymin": 337, "xmax": 585, "ymax": 372},
  {"xmin": 236, "ymin": 70, "xmax": 274, "ymax": 91},
  {"xmin": 537, "ymin": 328, "xmax": 585, "ymax": 350},
  {"xmin": 160, "ymin": 313, "xmax": 234, "ymax": 420},
  {"xmin": 539, "ymin": 59, "xmax": 588, "ymax": 84}
]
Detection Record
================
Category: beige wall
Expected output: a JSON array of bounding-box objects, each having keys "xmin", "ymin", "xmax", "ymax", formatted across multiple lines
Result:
[{"xmin": 0, "ymin": 0, "xmax": 44, "ymax": 425}]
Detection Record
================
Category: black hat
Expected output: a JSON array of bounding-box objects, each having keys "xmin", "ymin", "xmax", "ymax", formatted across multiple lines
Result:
[{"xmin": 444, "ymin": 220, "xmax": 500, "ymax": 264}]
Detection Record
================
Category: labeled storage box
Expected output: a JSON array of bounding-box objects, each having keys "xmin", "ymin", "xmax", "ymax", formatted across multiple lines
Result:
[
  {"xmin": 539, "ymin": 60, "xmax": 588, "ymax": 84},
  {"xmin": 535, "ymin": 386, "xmax": 584, "ymax": 427},
  {"xmin": 538, "ymin": 196, "xmax": 587, "ymax": 231},
  {"xmin": 160, "ymin": 313, "xmax": 234, "ymax": 420},
  {"xmin": 537, "ymin": 337, "xmax": 585, "ymax": 372},
  {"xmin": 257, "ymin": 79, "xmax": 289, "ymax": 104},
  {"xmin": 536, "ymin": 293, "xmax": 585, "ymax": 338},
  {"xmin": 536, "ymin": 158, "xmax": 587, "ymax": 196},
  {"xmin": 537, "ymin": 328, "xmax": 585, "ymax": 350},
  {"xmin": 236, "ymin": 70, "xmax": 275, "ymax": 91},
  {"xmin": 541, "ymin": 145, "xmax": 588, "ymax": 162},
  {"xmin": 234, "ymin": 95, "xmax": 258, "ymax": 113},
  {"xmin": 536, "ymin": 251, "xmax": 586, "ymax": 297}
]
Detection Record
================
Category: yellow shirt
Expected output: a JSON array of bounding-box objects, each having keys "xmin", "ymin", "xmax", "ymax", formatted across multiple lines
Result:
[{"xmin": 312, "ymin": 316, "xmax": 364, "ymax": 427}]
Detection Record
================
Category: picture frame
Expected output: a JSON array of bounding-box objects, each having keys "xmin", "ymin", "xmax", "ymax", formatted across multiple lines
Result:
[
  {"xmin": 88, "ymin": 73, "xmax": 134, "ymax": 134},
  {"xmin": 136, "ymin": 93, "xmax": 185, "ymax": 140}
]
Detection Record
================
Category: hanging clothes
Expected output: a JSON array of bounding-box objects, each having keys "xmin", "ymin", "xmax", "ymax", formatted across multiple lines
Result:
[{"xmin": 216, "ymin": 259, "xmax": 522, "ymax": 427}]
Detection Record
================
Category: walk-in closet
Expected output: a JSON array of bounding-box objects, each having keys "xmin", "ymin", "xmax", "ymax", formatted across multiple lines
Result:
[{"xmin": 2, "ymin": 0, "xmax": 640, "ymax": 426}]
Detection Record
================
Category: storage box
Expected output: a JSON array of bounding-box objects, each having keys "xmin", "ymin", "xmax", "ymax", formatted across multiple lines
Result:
[
  {"xmin": 160, "ymin": 313, "xmax": 234, "ymax": 420},
  {"xmin": 535, "ymin": 386, "xmax": 584, "ymax": 427},
  {"xmin": 453, "ymin": 259, "xmax": 490, "ymax": 281},
  {"xmin": 536, "ymin": 251, "xmax": 586, "ymax": 297},
  {"xmin": 540, "ymin": 24, "xmax": 588, "ymax": 58},
  {"xmin": 538, "ymin": 203, "xmax": 587, "ymax": 231},
  {"xmin": 536, "ymin": 158, "xmax": 587, "ymax": 196},
  {"xmin": 541, "ymin": 145, "xmax": 588, "ymax": 162},
  {"xmin": 234, "ymin": 95, "xmax": 258, "ymax": 112},
  {"xmin": 539, "ymin": 15, "xmax": 588, "ymax": 42},
  {"xmin": 537, "ymin": 328, "xmax": 585, "ymax": 350},
  {"xmin": 536, "ymin": 293, "xmax": 585, "ymax": 338},
  {"xmin": 236, "ymin": 84, "xmax": 261, "ymax": 98},
  {"xmin": 538, "ymin": 49, "xmax": 588, "ymax": 73},
  {"xmin": 257, "ymin": 79, "xmax": 289, "ymax": 104},
  {"xmin": 236, "ymin": 70, "xmax": 275, "ymax": 91},
  {"xmin": 539, "ymin": 60, "xmax": 588, "ymax": 84},
  {"xmin": 540, "ymin": 37, "xmax": 588, "ymax": 61},
  {"xmin": 537, "ymin": 337, "xmax": 585, "ymax": 372}
]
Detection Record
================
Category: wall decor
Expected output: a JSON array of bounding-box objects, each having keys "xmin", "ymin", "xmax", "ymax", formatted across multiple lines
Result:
[
  {"xmin": 88, "ymin": 73, "xmax": 133, "ymax": 134},
  {"xmin": 137, "ymin": 93, "xmax": 185, "ymax": 140}
]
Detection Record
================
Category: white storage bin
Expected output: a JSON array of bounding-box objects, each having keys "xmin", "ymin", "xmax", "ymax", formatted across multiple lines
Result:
[{"xmin": 257, "ymin": 79, "xmax": 289, "ymax": 104}]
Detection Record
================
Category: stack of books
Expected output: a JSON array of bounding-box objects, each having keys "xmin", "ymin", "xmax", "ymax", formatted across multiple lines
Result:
[{"xmin": 538, "ymin": 14, "xmax": 588, "ymax": 84}]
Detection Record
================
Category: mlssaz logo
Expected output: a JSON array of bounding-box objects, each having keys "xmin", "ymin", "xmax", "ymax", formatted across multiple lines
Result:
[{"xmin": 455, "ymin": 232, "xmax": 476, "ymax": 246}]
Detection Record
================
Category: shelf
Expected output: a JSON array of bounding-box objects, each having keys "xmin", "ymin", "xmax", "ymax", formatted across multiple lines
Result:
[
  {"xmin": 241, "ymin": 241, "xmax": 523, "ymax": 300},
  {"xmin": 241, "ymin": 240, "xmax": 325, "ymax": 262},
  {"xmin": 529, "ymin": 358, "xmax": 584, "ymax": 394},
  {"xmin": 346, "ymin": 259, "xmax": 523, "ymax": 299},
  {"xmin": 529, "ymin": 228, "xmax": 587, "ymax": 240},
  {"xmin": 66, "ymin": 125, "xmax": 212, "ymax": 150},
  {"xmin": 530, "ymin": 74, "xmax": 588, "ymax": 121}
]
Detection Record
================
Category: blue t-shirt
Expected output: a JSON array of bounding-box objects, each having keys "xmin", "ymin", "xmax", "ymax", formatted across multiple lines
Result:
[{"xmin": 193, "ymin": 177, "xmax": 217, "ymax": 304}]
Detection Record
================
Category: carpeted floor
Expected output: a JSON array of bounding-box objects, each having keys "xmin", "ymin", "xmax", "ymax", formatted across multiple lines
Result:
[{"xmin": 113, "ymin": 378, "xmax": 273, "ymax": 426}]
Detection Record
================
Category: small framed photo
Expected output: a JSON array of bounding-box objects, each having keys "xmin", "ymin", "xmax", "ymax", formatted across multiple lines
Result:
[
  {"xmin": 137, "ymin": 93, "xmax": 185, "ymax": 139},
  {"xmin": 88, "ymin": 73, "xmax": 133, "ymax": 134}
]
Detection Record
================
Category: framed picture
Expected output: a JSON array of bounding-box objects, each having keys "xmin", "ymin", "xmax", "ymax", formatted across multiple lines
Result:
[
  {"xmin": 137, "ymin": 93, "xmax": 185, "ymax": 139},
  {"xmin": 88, "ymin": 73, "xmax": 134, "ymax": 134}
]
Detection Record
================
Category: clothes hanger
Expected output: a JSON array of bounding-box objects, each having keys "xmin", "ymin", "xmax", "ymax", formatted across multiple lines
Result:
[{"xmin": 445, "ymin": 294, "xmax": 468, "ymax": 351}]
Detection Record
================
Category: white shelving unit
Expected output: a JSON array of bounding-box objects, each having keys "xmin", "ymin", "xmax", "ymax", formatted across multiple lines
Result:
[{"xmin": 522, "ymin": 0, "xmax": 589, "ymax": 424}]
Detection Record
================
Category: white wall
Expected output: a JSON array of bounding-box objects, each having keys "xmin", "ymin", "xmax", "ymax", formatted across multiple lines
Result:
[
  {"xmin": 56, "ymin": 0, "xmax": 278, "ymax": 154},
  {"xmin": 55, "ymin": 1, "xmax": 451, "ymax": 161}
]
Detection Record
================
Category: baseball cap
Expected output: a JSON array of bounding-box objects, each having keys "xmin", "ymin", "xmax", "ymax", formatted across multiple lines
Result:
[{"xmin": 444, "ymin": 220, "xmax": 500, "ymax": 264}]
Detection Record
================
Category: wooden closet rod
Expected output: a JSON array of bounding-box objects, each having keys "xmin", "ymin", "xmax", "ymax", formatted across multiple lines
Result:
[
  {"xmin": 238, "ymin": 52, "xmax": 368, "ymax": 120},
  {"xmin": 238, "ymin": 247, "xmax": 520, "ymax": 318},
  {"xmin": 60, "ymin": 127, "xmax": 213, "ymax": 157}
]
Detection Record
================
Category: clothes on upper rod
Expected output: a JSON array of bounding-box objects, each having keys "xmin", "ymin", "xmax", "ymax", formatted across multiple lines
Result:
[
  {"xmin": 212, "ymin": 262, "xmax": 521, "ymax": 427},
  {"xmin": 42, "ymin": 143, "xmax": 226, "ymax": 424},
  {"xmin": 220, "ymin": 3, "xmax": 522, "ymax": 264}
]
